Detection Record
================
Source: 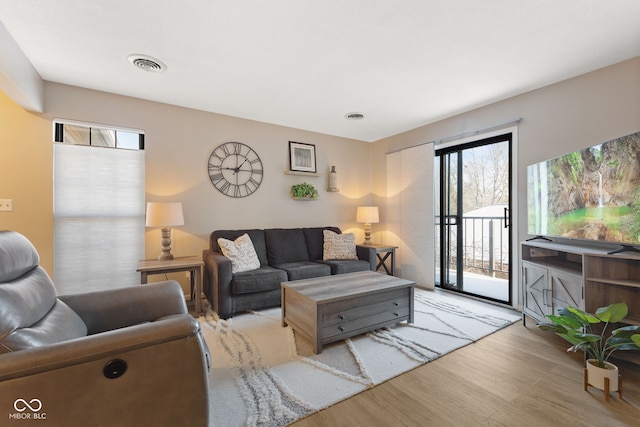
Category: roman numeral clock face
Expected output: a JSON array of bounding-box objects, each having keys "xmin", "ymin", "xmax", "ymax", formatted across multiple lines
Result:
[{"xmin": 208, "ymin": 142, "xmax": 264, "ymax": 198}]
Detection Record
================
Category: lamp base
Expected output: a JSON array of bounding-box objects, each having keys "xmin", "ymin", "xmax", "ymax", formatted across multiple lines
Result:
[
  {"xmin": 157, "ymin": 252, "xmax": 174, "ymax": 261},
  {"xmin": 362, "ymin": 224, "xmax": 373, "ymax": 245},
  {"xmin": 158, "ymin": 227, "xmax": 174, "ymax": 260}
]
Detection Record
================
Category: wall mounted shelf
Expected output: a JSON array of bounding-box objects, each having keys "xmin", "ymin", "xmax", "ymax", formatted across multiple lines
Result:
[{"xmin": 284, "ymin": 170, "xmax": 322, "ymax": 177}]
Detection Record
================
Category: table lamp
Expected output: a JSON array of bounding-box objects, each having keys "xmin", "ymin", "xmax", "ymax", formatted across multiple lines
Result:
[
  {"xmin": 145, "ymin": 202, "xmax": 184, "ymax": 260},
  {"xmin": 356, "ymin": 206, "xmax": 379, "ymax": 245}
]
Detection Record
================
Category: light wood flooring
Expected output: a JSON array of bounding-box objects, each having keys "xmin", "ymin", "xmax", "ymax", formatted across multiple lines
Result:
[{"xmin": 290, "ymin": 316, "xmax": 640, "ymax": 427}]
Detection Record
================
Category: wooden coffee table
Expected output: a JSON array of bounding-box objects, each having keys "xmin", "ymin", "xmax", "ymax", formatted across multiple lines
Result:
[{"xmin": 281, "ymin": 271, "xmax": 415, "ymax": 353}]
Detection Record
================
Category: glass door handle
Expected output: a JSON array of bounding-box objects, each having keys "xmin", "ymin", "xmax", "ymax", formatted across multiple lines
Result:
[{"xmin": 504, "ymin": 207, "xmax": 509, "ymax": 228}]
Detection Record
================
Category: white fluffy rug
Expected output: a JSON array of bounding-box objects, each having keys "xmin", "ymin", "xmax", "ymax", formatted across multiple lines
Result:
[{"xmin": 200, "ymin": 289, "xmax": 520, "ymax": 427}]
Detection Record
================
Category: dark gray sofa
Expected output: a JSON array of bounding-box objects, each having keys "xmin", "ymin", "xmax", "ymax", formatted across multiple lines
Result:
[{"xmin": 202, "ymin": 226, "xmax": 377, "ymax": 319}]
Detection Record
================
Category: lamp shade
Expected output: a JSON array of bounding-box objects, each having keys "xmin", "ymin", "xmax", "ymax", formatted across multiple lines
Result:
[
  {"xmin": 356, "ymin": 206, "xmax": 379, "ymax": 224},
  {"xmin": 145, "ymin": 202, "xmax": 184, "ymax": 227}
]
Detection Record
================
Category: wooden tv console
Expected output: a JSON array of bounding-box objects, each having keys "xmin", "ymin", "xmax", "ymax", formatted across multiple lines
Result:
[{"xmin": 522, "ymin": 240, "xmax": 640, "ymax": 364}]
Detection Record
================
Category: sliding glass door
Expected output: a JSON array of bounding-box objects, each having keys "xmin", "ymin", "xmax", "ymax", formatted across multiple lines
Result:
[{"xmin": 435, "ymin": 134, "xmax": 512, "ymax": 305}]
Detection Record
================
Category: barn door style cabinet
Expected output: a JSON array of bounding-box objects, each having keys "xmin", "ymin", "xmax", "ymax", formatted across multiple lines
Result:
[
  {"xmin": 522, "ymin": 239, "xmax": 640, "ymax": 364},
  {"xmin": 522, "ymin": 241, "xmax": 588, "ymax": 324}
]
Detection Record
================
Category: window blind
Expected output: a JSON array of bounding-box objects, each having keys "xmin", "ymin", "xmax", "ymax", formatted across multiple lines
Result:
[
  {"xmin": 53, "ymin": 143, "xmax": 145, "ymax": 294},
  {"xmin": 386, "ymin": 143, "xmax": 435, "ymax": 289}
]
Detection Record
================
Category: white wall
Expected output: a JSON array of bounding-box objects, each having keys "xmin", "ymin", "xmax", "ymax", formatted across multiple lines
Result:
[
  {"xmin": 1, "ymin": 83, "xmax": 373, "ymax": 282},
  {"xmin": 42, "ymin": 83, "xmax": 374, "ymax": 261},
  {"xmin": 3, "ymin": 58, "xmax": 637, "ymax": 294},
  {"xmin": 372, "ymin": 57, "xmax": 640, "ymax": 306}
]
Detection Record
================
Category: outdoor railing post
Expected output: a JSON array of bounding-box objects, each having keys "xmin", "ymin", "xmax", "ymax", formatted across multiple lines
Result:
[
  {"xmin": 489, "ymin": 220, "xmax": 494, "ymax": 277},
  {"xmin": 450, "ymin": 215, "xmax": 507, "ymax": 279}
]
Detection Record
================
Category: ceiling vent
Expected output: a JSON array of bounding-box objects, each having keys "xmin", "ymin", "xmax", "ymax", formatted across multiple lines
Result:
[
  {"xmin": 128, "ymin": 54, "xmax": 166, "ymax": 73},
  {"xmin": 345, "ymin": 112, "xmax": 365, "ymax": 120}
]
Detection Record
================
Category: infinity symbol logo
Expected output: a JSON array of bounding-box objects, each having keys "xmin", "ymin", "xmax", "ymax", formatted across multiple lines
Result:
[{"xmin": 14, "ymin": 398, "xmax": 42, "ymax": 412}]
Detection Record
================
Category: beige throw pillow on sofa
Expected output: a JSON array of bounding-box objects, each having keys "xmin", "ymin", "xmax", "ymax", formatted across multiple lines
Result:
[
  {"xmin": 323, "ymin": 230, "xmax": 358, "ymax": 260},
  {"xmin": 217, "ymin": 233, "xmax": 261, "ymax": 273}
]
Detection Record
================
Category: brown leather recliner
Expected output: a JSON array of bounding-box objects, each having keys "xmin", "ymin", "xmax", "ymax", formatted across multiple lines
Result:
[{"xmin": 0, "ymin": 231, "xmax": 210, "ymax": 426}]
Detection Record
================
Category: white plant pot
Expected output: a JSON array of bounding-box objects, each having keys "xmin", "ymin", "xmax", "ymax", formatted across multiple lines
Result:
[{"xmin": 586, "ymin": 359, "xmax": 619, "ymax": 392}]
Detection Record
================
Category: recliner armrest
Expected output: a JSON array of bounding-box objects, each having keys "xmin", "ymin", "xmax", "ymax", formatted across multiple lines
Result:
[
  {"xmin": 59, "ymin": 280, "xmax": 187, "ymax": 335},
  {"xmin": 0, "ymin": 314, "xmax": 202, "ymax": 380},
  {"xmin": 0, "ymin": 315, "xmax": 210, "ymax": 426}
]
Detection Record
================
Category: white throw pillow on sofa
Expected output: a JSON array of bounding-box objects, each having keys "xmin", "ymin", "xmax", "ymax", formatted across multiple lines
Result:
[
  {"xmin": 217, "ymin": 233, "xmax": 261, "ymax": 273},
  {"xmin": 323, "ymin": 230, "xmax": 358, "ymax": 260}
]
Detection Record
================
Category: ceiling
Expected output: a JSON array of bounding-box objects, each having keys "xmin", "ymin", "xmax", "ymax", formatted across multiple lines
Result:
[{"xmin": 1, "ymin": 1, "xmax": 639, "ymax": 142}]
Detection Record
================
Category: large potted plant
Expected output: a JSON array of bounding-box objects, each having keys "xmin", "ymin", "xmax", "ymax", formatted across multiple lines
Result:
[{"xmin": 538, "ymin": 303, "xmax": 640, "ymax": 394}]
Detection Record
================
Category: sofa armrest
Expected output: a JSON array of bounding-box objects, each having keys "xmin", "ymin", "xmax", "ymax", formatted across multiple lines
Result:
[
  {"xmin": 0, "ymin": 315, "xmax": 210, "ymax": 426},
  {"xmin": 356, "ymin": 245, "xmax": 377, "ymax": 271},
  {"xmin": 59, "ymin": 280, "xmax": 187, "ymax": 335},
  {"xmin": 202, "ymin": 249, "xmax": 234, "ymax": 319}
]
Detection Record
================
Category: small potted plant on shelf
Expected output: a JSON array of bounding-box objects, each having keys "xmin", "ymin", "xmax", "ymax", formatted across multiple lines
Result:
[
  {"xmin": 538, "ymin": 303, "xmax": 640, "ymax": 396},
  {"xmin": 291, "ymin": 182, "xmax": 318, "ymax": 200}
]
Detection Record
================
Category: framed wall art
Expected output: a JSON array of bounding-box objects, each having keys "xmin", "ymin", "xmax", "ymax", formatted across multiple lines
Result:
[{"xmin": 289, "ymin": 141, "xmax": 317, "ymax": 173}]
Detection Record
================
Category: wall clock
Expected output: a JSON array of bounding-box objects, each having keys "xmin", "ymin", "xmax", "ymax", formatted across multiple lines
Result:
[{"xmin": 208, "ymin": 142, "xmax": 263, "ymax": 198}]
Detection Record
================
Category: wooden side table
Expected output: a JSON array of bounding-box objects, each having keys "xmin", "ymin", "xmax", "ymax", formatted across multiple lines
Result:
[
  {"xmin": 136, "ymin": 256, "xmax": 204, "ymax": 316},
  {"xmin": 362, "ymin": 244, "xmax": 398, "ymax": 276}
]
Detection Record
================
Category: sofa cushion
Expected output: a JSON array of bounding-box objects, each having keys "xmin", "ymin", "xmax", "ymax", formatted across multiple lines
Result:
[
  {"xmin": 211, "ymin": 229, "xmax": 268, "ymax": 265},
  {"xmin": 323, "ymin": 230, "xmax": 358, "ymax": 260},
  {"xmin": 231, "ymin": 266, "xmax": 287, "ymax": 295},
  {"xmin": 303, "ymin": 226, "xmax": 341, "ymax": 261},
  {"xmin": 232, "ymin": 289, "xmax": 282, "ymax": 314},
  {"xmin": 316, "ymin": 259, "xmax": 371, "ymax": 275},
  {"xmin": 217, "ymin": 233, "xmax": 261, "ymax": 273},
  {"xmin": 274, "ymin": 262, "xmax": 331, "ymax": 281},
  {"xmin": 265, "ymin": 229, "xmax": 309, "ymax": 265}
]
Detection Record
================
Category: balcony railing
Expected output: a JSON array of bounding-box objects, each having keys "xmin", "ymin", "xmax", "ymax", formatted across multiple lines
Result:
[{"xmin": 437, "ymin": 215, "xmax": 509, "ymax": 279}]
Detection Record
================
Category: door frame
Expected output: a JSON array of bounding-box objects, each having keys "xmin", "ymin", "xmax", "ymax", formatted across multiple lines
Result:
[{"xmin": 435, "ymin": 126, "xmax": 519, "ymax": 309}]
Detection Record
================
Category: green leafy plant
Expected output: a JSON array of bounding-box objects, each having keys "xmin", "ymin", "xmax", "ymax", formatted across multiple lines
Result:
[
  {"xmin": 538, "ymin": 302, "xmax": 640, "ymax": 368},
  {"xmin": 290, "ymin": 182, "xmax": 318, "ymax": 199}
]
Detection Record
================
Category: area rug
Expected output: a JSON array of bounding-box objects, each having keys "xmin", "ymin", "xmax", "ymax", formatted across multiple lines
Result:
[{"xmin": 200, "ymin": 289, "xmax": 520, "ymax": 427}]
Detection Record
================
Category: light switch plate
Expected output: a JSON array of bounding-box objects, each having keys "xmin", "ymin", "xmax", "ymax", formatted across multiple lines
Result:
[{"xmin": 0, "ymin": 199, "xmax": 13, "ymax": 212}]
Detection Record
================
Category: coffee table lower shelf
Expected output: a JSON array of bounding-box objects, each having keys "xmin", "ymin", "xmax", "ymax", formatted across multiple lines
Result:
[{"xmin": 281, "ymin": 271, "xmax": 415, "ymax": 354}]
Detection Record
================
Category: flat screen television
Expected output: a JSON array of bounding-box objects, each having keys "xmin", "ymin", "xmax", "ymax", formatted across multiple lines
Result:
[{"xmin": 527, "ymin": 131, "xmax": 640, "ymax": 251}]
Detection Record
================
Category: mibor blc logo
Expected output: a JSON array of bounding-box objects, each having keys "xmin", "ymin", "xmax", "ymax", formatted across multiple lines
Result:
[{"xmin": 9, "ymin": 398, "xmax": 46, "ymax": 420}]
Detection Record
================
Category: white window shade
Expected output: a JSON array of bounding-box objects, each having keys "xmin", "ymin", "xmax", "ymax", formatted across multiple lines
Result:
[
  {"xmin": 386, "ymin": 143, "xmax": 435, "ymax": 289},
  {"xmin": 54, "ymin": 143, "xmax": 145, "ymax": 294}
]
